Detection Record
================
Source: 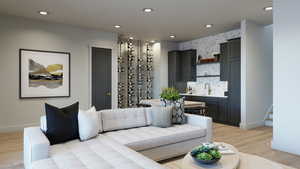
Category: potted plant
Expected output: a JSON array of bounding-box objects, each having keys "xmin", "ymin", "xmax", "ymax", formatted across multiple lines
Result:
[
  {"xmin": 160, "ymin": 87, "xmax": 180, "ymax": 101},
  {"xmin": 160, "ymin": 88, "xmax": 186, "ymax": 124}
]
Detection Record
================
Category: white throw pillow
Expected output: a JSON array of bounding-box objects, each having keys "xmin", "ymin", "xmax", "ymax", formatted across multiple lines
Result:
[{"xmin": 78, "ymin": 106, "xmax": 99, "ymax": 141}]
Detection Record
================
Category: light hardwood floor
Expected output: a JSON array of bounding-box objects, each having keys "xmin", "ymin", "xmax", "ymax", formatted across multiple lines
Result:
[{"xmin": 0, "ymin": 123, "xmax": 299, "ymax": 169}]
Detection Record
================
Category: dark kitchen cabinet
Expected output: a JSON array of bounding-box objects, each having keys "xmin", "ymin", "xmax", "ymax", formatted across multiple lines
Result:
[
  {"xmin": 168, "ymin": 50, "xmax": 196, "ymax": 92},
  {"xmin": 206, "ymin": 100, "xmax": 220, "ymax": 121},
  {"xmin": 217, "ymin": 99, "xmax": 229, "ymax": 124},
  {"xmin": 179, "ymin": 50, "xmax": 197, "ymax": 81},
  {"xmin": 168, "ymin": 51, "xmax": 181, "ymax": 87},
  {"xmin": 220, "ymin": 43, "xmax": 228, "ymax": 81},
  {"xmin": 219, "ymin": 38, "xmax": 241, "ymax": 126},
  {"xmin": 184, "ymin": 95, "xmax": 228, "ymax": 125},
  {"xmin": 227, "ymin": 38, "xmax": 241, "ymax": 126}
]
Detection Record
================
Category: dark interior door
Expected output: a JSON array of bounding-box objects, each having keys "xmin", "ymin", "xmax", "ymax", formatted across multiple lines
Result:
[{"xmin": 92, "ymin": 47, "xmax": 112, "ymax": 110}]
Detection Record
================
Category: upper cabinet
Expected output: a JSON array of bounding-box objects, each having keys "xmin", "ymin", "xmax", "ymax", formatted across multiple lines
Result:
[
  {"xmin": 220, "ymin": 43, "xmax": 228, "ymax": 81},
  {"xmin": 179, "ymin": 50, "xmax": 197, "ymax": 81},
  {"xmin": 220, "ymin": 38, "xmax": 241, "ymax": 81},
  {"xmin": 168, "ymin": 51, "xmax": 181, "ymax": 87},
  {"xmin": 168, "ymin": 49, "xmax": 197, "ymax": 91}
]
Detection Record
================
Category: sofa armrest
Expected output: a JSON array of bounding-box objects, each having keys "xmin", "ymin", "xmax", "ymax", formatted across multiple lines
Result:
[
  {"xmin": 185, "ymin": 114, "xmax": 213, "ymax": 142},
  {"xmin": 24, "ymin": 127, "xmax": 50, "ymax": 169}
]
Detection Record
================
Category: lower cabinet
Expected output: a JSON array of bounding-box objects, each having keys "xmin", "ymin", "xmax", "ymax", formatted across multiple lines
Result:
[{"xmin": 184, "ymin": 96, "xmax": 238, "ymax": 126}]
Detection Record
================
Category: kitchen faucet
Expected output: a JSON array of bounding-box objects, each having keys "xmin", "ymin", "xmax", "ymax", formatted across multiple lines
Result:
[{"xmin": 204, "ymin": 83, "xmax": 212, "ymax": 95}]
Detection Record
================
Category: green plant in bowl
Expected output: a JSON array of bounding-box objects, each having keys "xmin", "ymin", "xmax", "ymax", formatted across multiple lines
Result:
[{"xmin": 190, "ymin": 143, "xmax": 222, "ymax": 164}]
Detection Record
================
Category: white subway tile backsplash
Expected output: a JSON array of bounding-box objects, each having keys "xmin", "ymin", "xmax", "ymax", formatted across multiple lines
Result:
[{"xmin": 197, "ymin": 63, "xmax": 220, "ymax": 76}]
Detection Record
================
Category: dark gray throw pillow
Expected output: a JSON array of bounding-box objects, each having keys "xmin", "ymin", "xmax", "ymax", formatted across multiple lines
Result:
[
  {"xmin": 171, "ymin": 98, "xmax": 186, "ymax": 124},
  {"xmin": 45, "ymin": 102, "xmax": 79, "ymax": 145},
  {"xmin": 161, "ymin": 98, "xmax": 186, "ymax": 124},
  {"xmin": 151, "ymin": 106, "xmax": 173, "ymax": 128}
]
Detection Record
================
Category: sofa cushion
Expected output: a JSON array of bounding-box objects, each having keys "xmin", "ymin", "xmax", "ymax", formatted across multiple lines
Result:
[
  {"xmin": 145, "ymin": 107, "xmax": 152, "ymax": 125},
  {"xmin": 32, "ymin": 136, "xmax": 165, "ymax": 169},
  {"xmin": 101, "ymin": 108, "xmax": 148, "ymax": 132},
  {"xmin": 40, "ymin": 110, "xmax": 103, "ymax": 134},
  {"xmin": 45, "ymin": 102, "xmax": 79, "ymax": 145},
  {"xmin": 104, "ymin": 124, "xmax": 206, "ymax": 151},
  {"xmin": 78, "ymin": 107, "xmax": 99, "ymax": 141},
  {"xmin": 40, "ymin": 115, "xmax": 47, "ymax": 132},
  {"xmin": 151, "ymin": 106, "xmax": 172, "ymax": 128}
]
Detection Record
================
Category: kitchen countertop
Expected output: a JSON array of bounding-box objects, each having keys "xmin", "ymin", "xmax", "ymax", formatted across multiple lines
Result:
[
  {"xmin": 140, "ymin": 99, "xmax": 206, "ymax": 107},
  {"xmin": 180, "ymin": 93, "xmax": 228, "ymax": 98}
]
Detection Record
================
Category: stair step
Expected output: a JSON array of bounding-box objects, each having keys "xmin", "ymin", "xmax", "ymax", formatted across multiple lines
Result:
[
  {"xmin": 265, "ymin": 117, "xmax": 273, "ymax": 121},
  {"xmin": 265, "ymin": 119, "xmax": 273, "ymax": 127},
  {"xmin": 269, "ymin": 113, "xmax": 273, "ymax": 119}
]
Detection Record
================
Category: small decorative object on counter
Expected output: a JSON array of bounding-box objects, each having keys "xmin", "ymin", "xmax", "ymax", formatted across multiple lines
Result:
[
  {"xmin": 213, "ymin": 53, "xmax": 221, "ymax": 61},
  {"xmin": 160, "ymin": 88, "xmax": 186, "ymax": 124},
  {"xmin": 197, "ymin": 55, "xmax": 202, "ymax": 63},
  {"xmin": 188, "ymin": 86, "xmax": 193, "ymax": 94},
  {"xmin": 190, "ymin": 143, "xmax": 222, "ymax": 165}
]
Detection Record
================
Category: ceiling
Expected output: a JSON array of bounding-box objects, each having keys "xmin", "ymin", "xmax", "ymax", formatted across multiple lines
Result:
[{"xmin": 0, "ymin": 0, "xmax": 273, "ymax": 42}]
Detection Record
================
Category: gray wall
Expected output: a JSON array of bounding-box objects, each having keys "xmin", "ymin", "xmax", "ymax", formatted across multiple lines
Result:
[
  {"xmin": 240, "ymin": 20, "xmax": 273, "ymax": 129},
  {"xmin": 272, "ymin": 0, "xmax": 300, "ymax": 155},
  {"xmin": 0, "ymin": 15, "xmax": 118, "ymax": 132}
]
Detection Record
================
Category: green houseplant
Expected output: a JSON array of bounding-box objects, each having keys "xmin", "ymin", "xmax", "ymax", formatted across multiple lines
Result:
[
  {"xmin": 160, "ymin": 88, "xmax": 186, "ymax": 124},
  {"xmin": 160, "ymin": 88, "xmax": 180, "ymax": 101}
]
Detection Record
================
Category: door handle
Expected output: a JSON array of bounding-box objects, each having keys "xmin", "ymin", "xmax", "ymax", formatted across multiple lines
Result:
[{"xmin": 106, "ymin": 92, "xmax": 111, "ymax": 96}]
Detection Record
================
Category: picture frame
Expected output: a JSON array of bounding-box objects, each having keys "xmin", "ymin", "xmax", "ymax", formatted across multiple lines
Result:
[{"xmin": 19, "ymin": 49, "xmax": 71, "ymax": 99}]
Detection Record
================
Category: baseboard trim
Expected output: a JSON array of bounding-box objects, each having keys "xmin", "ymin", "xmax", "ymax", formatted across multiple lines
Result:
[
  {"xmin": 0, "ymin": 123, "xmax": 39, "ymax": 133},
  {"xmin": 272, "ymin": 140, "xmax": 300, "ymax": 156},
  {"xmin": 240, "ymin": 120, "xmax": 265, "ymax": 129}
]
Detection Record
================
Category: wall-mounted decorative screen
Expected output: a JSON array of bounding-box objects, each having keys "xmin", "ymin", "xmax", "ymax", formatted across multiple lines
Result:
[{"xmin": 118, "ymin": 38, "xmax": 153, "ymax": 108}]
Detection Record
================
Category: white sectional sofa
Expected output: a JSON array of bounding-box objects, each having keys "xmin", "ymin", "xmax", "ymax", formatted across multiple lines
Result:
[{"xmin": 24, "ymin": 107, "xmax": 212, "ymax": 169}]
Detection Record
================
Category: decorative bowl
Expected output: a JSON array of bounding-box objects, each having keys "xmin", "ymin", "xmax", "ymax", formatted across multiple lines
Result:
[
  {"xmin": 190, "ymin": 143, "xmax": 222, "ymax": 165},
  {"xmin": 191, "ymin": 155, "xmax": 221, "ymax": 164}
]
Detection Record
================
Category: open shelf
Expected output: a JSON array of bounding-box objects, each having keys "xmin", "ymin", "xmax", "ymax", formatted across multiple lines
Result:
[
  {"xmin": 197, "ymin": 75, "xmax": 220, "ymax": 78},
  {"xmin": 196, "ymin": 61, "xmax": 220, "ymax": 65}
]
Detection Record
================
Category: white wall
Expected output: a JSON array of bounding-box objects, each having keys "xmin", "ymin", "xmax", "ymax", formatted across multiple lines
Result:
[
  {"xmin": 0, "ymin": 15, "xmax": 118, "ymax": 132},
  {"xmin": 272, "ymin": 0, "xmax": 300, "ymax": 155},
  {"xmin": 152, "ymin": 41, "xmax": 178, "ymax": 98},
  {"xmin": 240, "ymin": 20, "xmax": 273, "ymax": 129}
]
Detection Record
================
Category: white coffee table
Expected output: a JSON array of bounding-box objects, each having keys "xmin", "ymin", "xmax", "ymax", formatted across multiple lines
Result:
[{"xmin": 182, "ymin": 143, "xmax": 240, "ymax": 169}]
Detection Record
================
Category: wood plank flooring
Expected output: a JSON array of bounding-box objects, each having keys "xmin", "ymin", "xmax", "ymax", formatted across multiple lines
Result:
[
  {"xmin": 162, "ymin": 123, "xmax": 300, "ymax": 169},
  {"xmin": 0, "ymin": 123, "xmax": 299, "ymax": 169}
]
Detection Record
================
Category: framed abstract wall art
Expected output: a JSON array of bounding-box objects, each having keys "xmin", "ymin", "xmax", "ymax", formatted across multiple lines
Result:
[{"xmin": 19, "ymin": 49, "xmax": 70, "ymax": 98}]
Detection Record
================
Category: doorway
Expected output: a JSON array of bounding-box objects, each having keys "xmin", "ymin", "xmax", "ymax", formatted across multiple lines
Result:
[{"xmin": 91, "ymin": 47, "xmax": 112, "ymax": 110}]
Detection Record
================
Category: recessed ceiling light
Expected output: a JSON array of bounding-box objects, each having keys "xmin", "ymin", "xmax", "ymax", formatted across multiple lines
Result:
[
  {"xmin": 205, "ymin": 24, "xmax": 213, "ymax": 28},
  {"xmin": 38, "ymin": 11, "xmax": 49, "ymax": 16},
  {"xmin": 264, "ymin": 6, "xmax": 273, "ymax": 11},
  {"xmin": 143, "ymin": 8, "xmax": 153, "ymax": 13},
  {"xmin": 150, "ymin": 40, "xmax": 156, "ymax": 43},
  {"xmin": 114, "ymin": 25, "xmax": 121, "ymax": 28},
  {"xmin": 129, "ymin": 37, "xmax": 134, "ymax": 40},
  {"xmin": 170, "ymin": 35, "xmax": 176, "ymax": 39}
]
